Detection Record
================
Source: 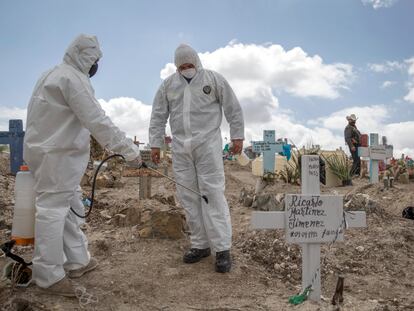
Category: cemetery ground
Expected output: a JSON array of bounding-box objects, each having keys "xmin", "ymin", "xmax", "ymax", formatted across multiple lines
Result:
[{"xmin": 1, "ymin": 153, "xmax": 414, "ymax": 311}]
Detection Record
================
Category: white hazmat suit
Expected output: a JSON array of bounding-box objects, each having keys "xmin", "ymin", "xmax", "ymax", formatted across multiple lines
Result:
[
  {"xmin": 24, "ymin": 34, "xmax": 140, "ymax": 288},
  {"xmin": 149, "ymin": 44, "xmax": 244, "ymax": 252}
]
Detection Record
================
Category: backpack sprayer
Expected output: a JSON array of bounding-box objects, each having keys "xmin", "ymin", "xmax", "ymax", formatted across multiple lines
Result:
[{"xmin": 1, "ymin": 153, "xmax": 208, "ymax": 285}]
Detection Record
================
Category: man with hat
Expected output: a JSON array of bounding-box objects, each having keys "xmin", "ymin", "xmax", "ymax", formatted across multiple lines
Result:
[{"xmin": 344, "ymin": 114, "xmax": 361, "ymax": 175}]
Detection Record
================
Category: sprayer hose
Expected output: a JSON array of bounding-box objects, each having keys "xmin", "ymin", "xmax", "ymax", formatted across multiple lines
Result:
[{"xmin": 70, "ymin": 154, "xmax": 125, "ymax": 218}]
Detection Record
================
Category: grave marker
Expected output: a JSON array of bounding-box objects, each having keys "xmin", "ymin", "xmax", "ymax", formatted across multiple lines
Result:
[
  {"xmin": 252, "ymin": 130, "xmax": 290, "ymax": 175},
  {"xmin": 358, "ymin": 133, "xmax": 393, "ymax": 183},
  {"xmin": 0, "ymin": 120, "xmax": 25, "ymax": 175},
  {"xmin": 139, "ymin": 176, "xmax": 152, "ymax": 199},
  {"xmin": 251, "ymin": 155, "xmax": 366, "ymax": 302}
]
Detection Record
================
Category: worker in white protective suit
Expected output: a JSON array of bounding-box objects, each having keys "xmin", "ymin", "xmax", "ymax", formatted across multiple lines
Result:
[
  {"xmin": 23, "ymin": 34, "xmax": 141, "ymax": 296},
  {"xmin": 149, "ymin": 44, "xmax": 244, "ymax": 273}
]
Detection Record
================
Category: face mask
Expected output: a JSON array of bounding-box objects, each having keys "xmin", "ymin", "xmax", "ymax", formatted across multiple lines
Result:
[
  {"xmin": 89, "ymin": 62, "xmax": 99, "ymax": 78},
  {"xmin": 181, "ymin": 68, "xmax": 196, "ymax": 79}
]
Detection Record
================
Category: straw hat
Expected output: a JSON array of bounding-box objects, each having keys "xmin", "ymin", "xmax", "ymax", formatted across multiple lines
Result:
[{"xmin": 346, "ymin": 114, "xmax": 358, "ymax": 121}]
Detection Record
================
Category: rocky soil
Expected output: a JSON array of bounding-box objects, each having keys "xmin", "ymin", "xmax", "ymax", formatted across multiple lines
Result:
[{"xmin": 1, "ymin": 154, "xmax": 413, "ymax": 311}]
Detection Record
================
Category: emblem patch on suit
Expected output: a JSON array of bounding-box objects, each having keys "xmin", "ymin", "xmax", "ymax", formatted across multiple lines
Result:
[{"xmin": 203, "ymin": 85, "xmax": 211, "ymax": 95}]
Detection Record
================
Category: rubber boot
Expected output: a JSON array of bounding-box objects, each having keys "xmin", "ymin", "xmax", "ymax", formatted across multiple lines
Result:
[
  {"xmin": 215, "ymin": 250, "xmax": 231, "ymax": 273},
  {"xmin": 183, "ymin": 248, "xmax": 211, "ymax": 264}
]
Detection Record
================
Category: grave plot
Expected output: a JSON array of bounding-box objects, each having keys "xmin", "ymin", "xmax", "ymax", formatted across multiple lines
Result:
[
  {"xmin": 1, "ymin": 151, "xmax": 414, "ymax": 310},
  {"xmin": 252, "ymin": 155, "xmax": 366, "ymax": 301}
]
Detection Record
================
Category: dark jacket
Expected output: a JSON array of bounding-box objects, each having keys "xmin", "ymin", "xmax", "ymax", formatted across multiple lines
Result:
[{"xmin": 344, "ymin": 124, "xmax": 361, "ymax": 149}]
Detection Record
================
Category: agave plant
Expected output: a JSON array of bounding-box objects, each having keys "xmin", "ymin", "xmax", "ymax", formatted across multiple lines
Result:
[
  {"xmin": 262, "ymin": 171, "xmax": 277, "ymax": 182},
  {"xmin": 321, "ymin": 152, "xmax": 353, "ymax": 182},
  {"xmin": 280, "ymin": 142, "xmax": 322, "ymax": 185},
  {"xmin": 280, "ymin": 149, "xmax": 301, "ymax": 184}
]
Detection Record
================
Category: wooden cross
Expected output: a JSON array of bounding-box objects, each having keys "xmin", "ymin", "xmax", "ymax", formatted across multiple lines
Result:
[
  {"xmin": 251, "ymin": 155, "xmax": 367, "ymax": 302},
  {"xmin": 358, "ymin": 133, "xmax": 393, "ymax": 183},
  {"xmin": 252, "ymin": 130, "xmax": 287, "ymax": 175},
  {"xmin": 139, "ymin": 176, "xmax": 152, "ymax": 199},
  {"xmin": 0, "ymin": 120, "xmax": 25, "ymax": 175}
]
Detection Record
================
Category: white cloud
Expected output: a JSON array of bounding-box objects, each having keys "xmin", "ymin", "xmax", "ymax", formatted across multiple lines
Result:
[
  {"xmin": 381, "ymin": 80, "xmax": 397, "ymax": 88},
  {"xmin": 404, "ymin": 88, "xmax": 414, "ymax": 103},
  {"xmin": 362, "ymin": 0, "xmax": 399, "ymax": 9},
  {"xmin": 98, "ymin": 97, "xmax": 154, "ymax": 142},
  {"xmin": 0, "ymin": 106, "xmax": 27, "ymax": 131},
  {"xmin": 159, "ymin": 42, "xmax": 356, "ymax": 153},
  {"xmin": 157, "ymin": 43, "xmax": 414, "ymax": 157},
  {"xmin": 407, "ymin": 58, "xmax": 414, "ymax": 76},
  {"xmin": 100, "ymin": 42, "xmax": 414, "ymax": 155},
  {"xmin": 161, "ymin": 42, "xmax": 354, "ymax": 100},
  {"xmin": 310, "ymin": 105, "xmax": 388, "ymax": 132},
  {"xmin": 368, "ymin": 58, "xmax": 414, "ymax": 103},
  {"xmin": 1, "ymin": 99, "xmax": 412, "ymax": 158},
  {"xmin": 1, "ymin": 42, "xmax": 412, "ymax": 159},
  {"xmin": 383, "ymin": 121, "xmax": 414, "ymax": 155},
  {"xmin": 160, "ymin": 63, "xmax": 176, "ymax": 80},
  {"xmin": 368, "ymin": 61, "xmax": 404, "ymax": 73},
  {"xmin": 0, "ymin": 100, "xmax": 152, "ymax": 142},
  {"xmin": 404, "ymin": 58, "xmax": 414, "ymax": 103}
]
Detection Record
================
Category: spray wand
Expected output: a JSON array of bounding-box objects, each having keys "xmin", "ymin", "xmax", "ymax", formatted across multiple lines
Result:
[
  {"xmin": 127, "ymin": 161, "xmax": 209, "ymax": 204},
  {"xmin": 70, "ymin": 154, "xmax": 208, "ymax": 219}
]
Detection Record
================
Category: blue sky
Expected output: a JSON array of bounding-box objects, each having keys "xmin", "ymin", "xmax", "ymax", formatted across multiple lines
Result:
[{"xmin": 1, "ymin": 0, "xmax": 413, "ymax": 155}]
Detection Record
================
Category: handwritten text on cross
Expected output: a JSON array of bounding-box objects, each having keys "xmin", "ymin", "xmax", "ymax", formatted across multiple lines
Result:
[{"xmin": 286, "ymin": 194, "xmax": 344, "ymax": 243}]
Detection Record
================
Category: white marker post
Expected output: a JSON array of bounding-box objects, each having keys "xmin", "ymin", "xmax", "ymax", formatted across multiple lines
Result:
[
  {"xmin": 251, "ymin": 155, "xmax": 367, "ymax": 302},
  {"xmin": 358, "ymin": 133, "xmax": 393, "ymax": 184}
]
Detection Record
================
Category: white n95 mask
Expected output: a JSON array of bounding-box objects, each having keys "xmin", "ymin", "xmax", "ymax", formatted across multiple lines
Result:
[{"xmin": 181, "ymin": 68, "xmax": 196, "ymax": 79}]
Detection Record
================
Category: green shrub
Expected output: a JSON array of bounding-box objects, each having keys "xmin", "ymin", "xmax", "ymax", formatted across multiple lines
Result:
[{"xmin": 321, "ymin": 152, "xmax": 352, "ymax": 181}]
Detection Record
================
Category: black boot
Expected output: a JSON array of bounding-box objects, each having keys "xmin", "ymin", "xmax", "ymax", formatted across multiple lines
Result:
[
  {"xmin": 183, "ymin": 248, "xmax": 211, "ymax": 264},
  {"xmin": 215, "ymin": 250, "xmax": 231, "ymax": 273}
]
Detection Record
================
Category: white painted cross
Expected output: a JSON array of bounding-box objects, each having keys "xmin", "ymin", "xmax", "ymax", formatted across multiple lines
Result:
[
  {"xmin": 251, "ymin": 155, "xmax": 367, "ymax": 302},
  {"xmin": 358, "ymin": 133, "xmax": 393, "ymax": 183}
]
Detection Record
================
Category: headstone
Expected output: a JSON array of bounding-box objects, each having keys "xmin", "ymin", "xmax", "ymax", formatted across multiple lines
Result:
[
  {"xmin": 0, "ymin": 120, "xmax": 25, "ymax": 175},
  {"xmin": 140, "ymin": 150, "xmax": 152, "ymax": 163},
  {"xmin": 251, "ymin": 155, "xmax": 367, "ymax": 302},
  {"xmin": 358, "ymin": 133, "xmax": 393, "ymax": 183},
  {"xmin": 252, "ymin": 130, "xmax": 290, "ymax": 176}
]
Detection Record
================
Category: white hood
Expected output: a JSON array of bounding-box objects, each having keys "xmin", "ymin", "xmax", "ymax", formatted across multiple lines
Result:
[
  {"xmin": 63, "ymin": 34, "xmax": 103, "ymax": 75},
  {"xmin": 174, "ymin": 44, "xmax": 202, "ymax": 70}
]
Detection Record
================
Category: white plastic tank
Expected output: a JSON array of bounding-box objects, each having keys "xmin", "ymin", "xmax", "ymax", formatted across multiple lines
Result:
[
  {"xmin": 11, "ymin": 165, "xmax": 36, "ymax": 245},
  {"xmin": 235, "ymin": 151, "xmax": 250, "ymax": 166}
]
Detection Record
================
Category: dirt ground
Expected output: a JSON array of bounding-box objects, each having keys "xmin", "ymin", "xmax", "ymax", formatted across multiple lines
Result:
[{"xmin": 1, "ymin": 153, "xmax": 414, "ymax": 311}]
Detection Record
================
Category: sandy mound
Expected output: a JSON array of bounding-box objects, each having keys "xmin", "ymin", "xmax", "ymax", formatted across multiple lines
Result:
[{"xmin": 1, "ymin": 155, "xmax": 413, "ymax": 311}]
